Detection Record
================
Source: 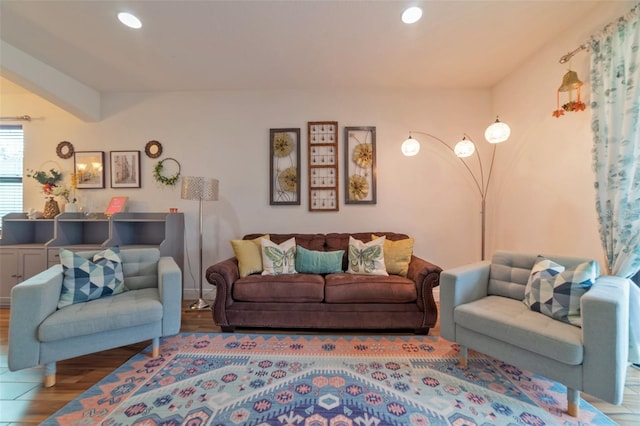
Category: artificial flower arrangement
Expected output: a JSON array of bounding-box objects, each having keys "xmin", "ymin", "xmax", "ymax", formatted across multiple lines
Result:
[{"xmin": 26, "ymin": 168, "xmax": 63, "ymax": 196}]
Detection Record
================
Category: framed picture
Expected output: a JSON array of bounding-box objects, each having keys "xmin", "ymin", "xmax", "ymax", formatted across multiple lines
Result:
[
  {"xmin": 344, "ymin": 126, "xmax": 376, "ymax": 204},
  {"xmin": 74, "ymin": 151, "xmax": 105, "ymax": 189},
  {"xmin": 110, "ymin": 150, "xmax": 141, "ymax": 188},
  {"xmin": 105, "ymin": 196, "xmax": 128, "ymax": 215},
  {"xmin": 308, "ymin": 121, "xmax": 339, "ymax": 211},
  {"xmin": 270, "ymin": 128, "xmax": 301, "ymax": 205}
]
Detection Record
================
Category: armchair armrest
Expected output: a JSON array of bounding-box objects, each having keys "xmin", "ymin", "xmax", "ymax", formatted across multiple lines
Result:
[
  {"xmin": 582, "ymin": 275, "xmax": 629, "ymax": 404},
  {"xmin": 9, "ymin": 265, "xmax": 64, "ymax": 371},
  {"xmin": 158, "ymin": 256, "xmax": 182, "ymax": 336},
  {"xmin": 206, "ymin": 257, "xmax": 240, "ymax": 328},
  {"xmin": 439, "ymin": 261, "xmax": 491, "ymax": 341},
  {"xmin": 407, "ymin": 255, "xmax": 443, "ymax": 329}
]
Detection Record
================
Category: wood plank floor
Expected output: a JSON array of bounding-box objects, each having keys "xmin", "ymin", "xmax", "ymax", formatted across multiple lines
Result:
[{"xmin": 1, "ymin": 302, "xmax": 638, "ymax": 425}]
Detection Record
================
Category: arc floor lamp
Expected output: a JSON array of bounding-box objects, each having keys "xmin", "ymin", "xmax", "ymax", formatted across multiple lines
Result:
[
  {"xmin": 181, "ymin": 176, "xmax": 219, "ymax": 310},
  {"xmin": 401, "ymin": 117, "xmax": 511, "ymax": 260}
]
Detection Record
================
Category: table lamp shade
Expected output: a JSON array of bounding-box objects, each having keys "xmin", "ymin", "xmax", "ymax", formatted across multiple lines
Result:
[{"xmin": 181, "ymin": 176, "xmax": 219, "ymax": 201}]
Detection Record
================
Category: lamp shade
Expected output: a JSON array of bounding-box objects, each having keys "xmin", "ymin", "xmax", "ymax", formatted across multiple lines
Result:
[
  {"xmin": 485, "ymin": 117, "xmax": 511, "ymax": 144},
  {"xmin": 181, "ymin": 176, "xmax": 219, "ymax": 201},
  {"xmin": 401, "ymin": 136, "xmax": 421, "ymax": 156},
  {"xmin": 454, "ymin": 138, "xmax": 475, "ymax": 158}
]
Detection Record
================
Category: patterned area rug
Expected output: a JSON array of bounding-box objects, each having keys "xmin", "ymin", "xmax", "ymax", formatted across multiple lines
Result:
[{"xmin": 45, "ymin": 333, "xmax": 614, "ymax": 425}]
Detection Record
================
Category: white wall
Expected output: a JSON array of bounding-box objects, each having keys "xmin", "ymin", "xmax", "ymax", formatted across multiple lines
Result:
[
  {"xmin": 489, "ymin": 1, "xmax": 635, "ymax": 270},
  {"xmin": 1, "ymin": 86, "xmax": 493, "ymax": 297}
]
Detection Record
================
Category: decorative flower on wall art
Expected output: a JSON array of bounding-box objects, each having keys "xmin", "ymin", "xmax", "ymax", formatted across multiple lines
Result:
[
  {"xmin": 278, "ymin": 167, "xmax": 298, "ymax": 192},
  {"xmin": 273, "ymin": 132, "xmax": 294, "ymax": 157},
  {"xmin": 349, "ymin": 174, "xmax": 369, "ymax": 201},
  {"xmin": 352, "ymin": 143, "xmax": 373, "ymax": 168}
]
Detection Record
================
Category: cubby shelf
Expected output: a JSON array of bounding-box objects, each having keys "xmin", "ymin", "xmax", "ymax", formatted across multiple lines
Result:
[{"xmin": 0, "ymin": 212, "xmax": 184, "ymax": 306}]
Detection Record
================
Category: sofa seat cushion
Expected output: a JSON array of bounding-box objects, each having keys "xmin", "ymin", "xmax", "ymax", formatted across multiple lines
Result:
[
  {"xmin": 454, "ymin": 296, "xmax": 583, "ymax": 365},
  {"xmin": 233, "ymin": 274, "xmax": 325, "ymax": 302},
  {"xmin": 325, "ymin": 273, "xmax": 416, "ymax": 303},
  {"xmin": 38, "ymin": 288, "xmax": 162, "ymax": 342}
]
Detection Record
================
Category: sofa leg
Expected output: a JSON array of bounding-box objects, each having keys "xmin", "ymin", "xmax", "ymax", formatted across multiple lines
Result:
[
  {"xmin": 151, "ymin": 337, "xmax": 160, "ymax": 358},
  {"xmin": 458, "ymin": 345, "xmax": 468, "ymax": 368},
  {"xmin": 44, "ymin": 363, "xmax": 56, "ymax": 387},
  {"xmin": 221, "ymin": 326, "xmax": 235, "ymax": 332},
  {"xmin": 567, "ymin": 388, "xmax": 580, "ymax": 417}
]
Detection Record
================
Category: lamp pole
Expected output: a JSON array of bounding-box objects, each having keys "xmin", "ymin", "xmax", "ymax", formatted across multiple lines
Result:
[{"xmin": 403, "ymin": 131, "xmax": 499, "ymax": 261}]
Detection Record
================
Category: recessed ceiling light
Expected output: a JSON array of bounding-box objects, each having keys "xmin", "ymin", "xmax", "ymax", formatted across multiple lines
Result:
[
  {"xmin": 401, "ymin": 6, "xmax": 422, "ymax": 24},
  {"xmin": 118, "ymin": 12, "xmax": 142, "ymax": 29}
]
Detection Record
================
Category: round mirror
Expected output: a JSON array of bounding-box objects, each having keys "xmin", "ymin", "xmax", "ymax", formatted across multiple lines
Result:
[
  {"xmin": 56, "ymin": 141, "xmax": 74, "ymax": 159},
  {"xmin": 145, "ymin": 140, "xmax": 163, "ymax": 158}
]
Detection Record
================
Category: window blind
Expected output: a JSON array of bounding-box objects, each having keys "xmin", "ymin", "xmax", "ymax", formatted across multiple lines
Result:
[{"xmin": 0, "ymin": 125, "xmax": 24, "ymax": 223}]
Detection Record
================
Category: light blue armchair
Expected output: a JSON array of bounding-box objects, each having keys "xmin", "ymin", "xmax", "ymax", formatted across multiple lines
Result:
[
  {"xmin": 8, "ymin": 248, "xmax": 182, "ymax": 387},
  {"xmin": 440, "ymin": 250, "xmax": 629, "ymax": 417}
]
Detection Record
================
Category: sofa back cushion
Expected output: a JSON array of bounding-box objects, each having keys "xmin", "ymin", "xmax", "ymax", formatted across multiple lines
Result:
[
  {"xmin": 244, "ymin": 233, "xmax": 326, "ymax": 251},
  {"xmin": 73, "ymin": 248, "xmax": 160, "ymax": 290},
  {"xmin": 489, "ymin": 250, "xmax": 599, "ymax": 300}
]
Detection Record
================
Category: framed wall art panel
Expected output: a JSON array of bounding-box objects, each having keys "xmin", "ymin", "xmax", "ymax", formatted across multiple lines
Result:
[
  {"xmin": 344, "ymin": 126, "xmax": 376, "ymax": 204},
  {"xmin": 110, "ymin": 151, "xmax": 141, "ymax": 188},
  {"xmin": 308, "ymin": 121, "xmax": 338, "ymax": 211},
  {"xmin": 74, "ymin": 151, "xmax": 105, "ymax": 189},
  {"xmin": 270, "ymin": 128, "xmax": 301, "ymax": 205}
]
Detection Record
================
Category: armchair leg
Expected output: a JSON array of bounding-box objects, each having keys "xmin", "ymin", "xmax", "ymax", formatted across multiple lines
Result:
[
  {"xmin": 567, "ymin": 388, "xmax": 580, "ymax": 417},
  {"xmin": 151, "ymin": 337, "xmax": 160, "ymax": 358},
  {"xmin": 458, "ymin": 345, "xmax": 468, "ymax": 368},
  {"xmin": 44, "ymin": 363, "xmax": 56, "ymax": 387}
]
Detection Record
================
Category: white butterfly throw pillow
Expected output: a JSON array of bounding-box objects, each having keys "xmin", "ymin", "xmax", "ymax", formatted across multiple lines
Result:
[
  {"xmin": 261, "ymin": 237, "xmax": 297, "ymax": 275},
  {"xmin": 347, "ymin": 236, "xmax": 388, "ymax": 276}
]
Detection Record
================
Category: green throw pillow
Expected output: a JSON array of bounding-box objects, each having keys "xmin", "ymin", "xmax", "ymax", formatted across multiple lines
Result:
[
  {"xmin": 295, "ymin": 245, "xmax": 344, "ymax": 274},
  {"xmin": 58, "ymin": 247, "xmax": 125, "ymax": 309}
]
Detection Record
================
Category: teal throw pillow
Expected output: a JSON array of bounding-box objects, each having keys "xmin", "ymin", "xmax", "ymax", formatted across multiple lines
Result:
[
  {"xmin": 295, "ymin": 245, "xmax": 344, "ymax": 274},
  {"xmin": 58, "ymin": 247, "xmax": 125, "ymax": 309}
]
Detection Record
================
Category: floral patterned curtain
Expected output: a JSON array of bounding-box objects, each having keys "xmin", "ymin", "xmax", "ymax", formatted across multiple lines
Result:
[{"xmin": 590, "ymin": 4, "xmax": 640, "ymax": 364}]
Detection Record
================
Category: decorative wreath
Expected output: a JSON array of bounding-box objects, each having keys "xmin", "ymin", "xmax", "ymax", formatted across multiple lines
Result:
[
  {"xmin": 56, "ymin": 141, "xmax": 74, "ymax": 159},
  {"xmin": 153, "ymin": 157, "xmax": 181, "ymax": 186},
  {"xmin": 145, "ymin": 140, "xmax": 163, "ymax": 158}
]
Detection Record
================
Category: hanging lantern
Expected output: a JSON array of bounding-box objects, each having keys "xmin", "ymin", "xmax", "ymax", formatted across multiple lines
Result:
[{"xmin": 553, "ymin": 70, "xmax": 586, "ymax": 117}]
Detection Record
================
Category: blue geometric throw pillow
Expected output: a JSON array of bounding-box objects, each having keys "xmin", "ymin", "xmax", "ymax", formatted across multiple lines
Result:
[
  {"xmin": 524, "ymin": 256, "xmax": 597, "ymax": 327},
  {"xmin": 58, "ymin": 247, "xmax": 125, "ymax": 309},
  {"xmin": 523, "ymin": 256, "xmax": 565, "ymax": 309}
]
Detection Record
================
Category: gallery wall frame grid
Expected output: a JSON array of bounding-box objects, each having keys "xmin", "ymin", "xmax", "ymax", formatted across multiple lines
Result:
[{"xmin": 308, "ymin": 121, "xmax": 339, "ymax": 212}]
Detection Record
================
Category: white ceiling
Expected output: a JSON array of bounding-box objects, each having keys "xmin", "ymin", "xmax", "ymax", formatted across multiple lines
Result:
[{"xmin": 0, "ymin": 0, "xmax": 603, "ymax": 94}]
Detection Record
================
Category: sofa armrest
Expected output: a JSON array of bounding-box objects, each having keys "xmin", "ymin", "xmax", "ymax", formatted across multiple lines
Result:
[
  {"xmin": 582, "ymin": 275, "xmax": 629, "ymax": 404},
  {"xmin": 439, "ymin": 261, "xmax": 491, "ymax": 341},
  {"xmin": 206, "ymin": 257, "xmax": 240, "ymax": 327},
  {"xmin": 158, "ymin": 256, "xmax": 182, "ymax": 336},
  {"xmin": 9, "ymin": 265, "xmax": 64, "ymax": 371},
  {"xmin": 407, "ymin": 255, "xmax": 442, "ymax": 329}
]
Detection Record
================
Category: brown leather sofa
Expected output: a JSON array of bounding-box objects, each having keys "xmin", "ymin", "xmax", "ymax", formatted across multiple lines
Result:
[{"xmin": 205, "ymin": 232, "xmax": 442, "ymax": 334}]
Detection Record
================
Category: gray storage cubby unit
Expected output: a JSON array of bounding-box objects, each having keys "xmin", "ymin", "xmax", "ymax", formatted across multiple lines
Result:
[
  {"xmin": 0, "ymin": 213, "xmax": 55, "ymax": 245},
  {"xmin": 0, "ymin": 211, "xmax": 184, "ymax": 306},
  {"xmin": 107, "ymin": 212, "xmax": 184, "ymax": 271},
  {"xmin": 49, "ymin": 212, "xmax": 110, "ymax": 249}
]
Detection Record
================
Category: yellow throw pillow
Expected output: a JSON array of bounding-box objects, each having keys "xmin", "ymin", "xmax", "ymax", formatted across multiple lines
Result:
[
  {"xmin": 230, "ymin": 234, "xmax": 270, "ymax": 277},
  {"xmin": 372, "ymin": 234, "xmax": 414, "ymax": 277}
]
